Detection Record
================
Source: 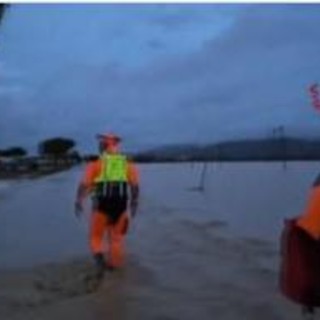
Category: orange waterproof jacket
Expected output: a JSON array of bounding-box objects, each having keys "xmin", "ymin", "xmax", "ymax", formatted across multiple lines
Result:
[{"xmin": 297, "ymin": 176, "xmax": 320, "ymax": 240}]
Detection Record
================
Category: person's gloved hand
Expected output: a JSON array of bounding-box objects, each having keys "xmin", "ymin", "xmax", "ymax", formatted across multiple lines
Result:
[{"xmin": 74, "ymin": 199, "xmax": 83, "ymax": 218}]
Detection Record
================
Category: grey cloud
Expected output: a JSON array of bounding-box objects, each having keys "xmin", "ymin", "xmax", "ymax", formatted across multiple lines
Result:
[
  {"xmin": 84, "ymin": 4, "xmax": 320, "ymax": 145},
  {"xmin": 148, "ymin": 12, "xmax": 202, "ymax": 30},
  {"xmin": 146, "ymin": 4, "xmax": 239, "ymax": 30},
  {"xmin": 124, "ymin": 4, "xmax": 320, "ymax": 142},
  {"xmin": 0, "ymin": 84, "xmax": 24, "ymax": 95},
  {"xmin": 2, "ymin": 4, "xmax": 320, "ymax": 152},
  {"xmin": 146, "ymin": 39, "xmax": 166, "ymax": 51}
]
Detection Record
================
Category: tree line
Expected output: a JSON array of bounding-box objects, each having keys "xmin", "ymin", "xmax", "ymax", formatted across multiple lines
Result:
[{"xmin": 0, "ymin": 137, "xmax": 78, "ymax": 159}]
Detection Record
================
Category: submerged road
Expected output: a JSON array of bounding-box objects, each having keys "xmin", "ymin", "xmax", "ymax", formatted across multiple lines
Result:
[
  {"xmin": 0, "ymin": 161, "xmax": 318, "ymax": 269},
  {"xmin": 0, "ymin": 162, "xmax": 319, "ymax": 319}
]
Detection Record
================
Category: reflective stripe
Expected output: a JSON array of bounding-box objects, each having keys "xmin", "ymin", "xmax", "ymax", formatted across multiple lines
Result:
[{"xmin": 120, "ymin": 183, "xmax": 123, "ymax": 197}]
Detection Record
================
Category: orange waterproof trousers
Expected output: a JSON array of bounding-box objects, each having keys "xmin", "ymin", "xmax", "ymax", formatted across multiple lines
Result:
[{"xmin": 90, "ymin": 211, "xmax": 129, "ymax": 268}]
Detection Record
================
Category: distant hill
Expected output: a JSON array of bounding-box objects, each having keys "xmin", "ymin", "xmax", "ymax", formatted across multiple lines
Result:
[{"xmin": 132, "ymin": 137, "xmax": 320, "ymax": 162}]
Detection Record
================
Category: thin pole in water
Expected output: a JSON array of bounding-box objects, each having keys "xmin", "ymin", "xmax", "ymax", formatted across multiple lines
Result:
[
  {"xmin": 188, "ymin": 162, "xmax": 207, "ymax": 192},
  {"xmin": 198, "ymin": 162, "xmax": 207, "ymax": 192}
]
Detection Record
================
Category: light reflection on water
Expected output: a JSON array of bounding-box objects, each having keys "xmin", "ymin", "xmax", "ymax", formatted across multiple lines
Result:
[{"xmin": 0, "ymin": 161, "xmax": 318, "ymax": 269}]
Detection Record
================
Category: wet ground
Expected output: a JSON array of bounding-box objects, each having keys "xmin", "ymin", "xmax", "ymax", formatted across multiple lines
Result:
[{"xmin": 0, "ymin": 162, "xmax": 319, "ymax": 319}]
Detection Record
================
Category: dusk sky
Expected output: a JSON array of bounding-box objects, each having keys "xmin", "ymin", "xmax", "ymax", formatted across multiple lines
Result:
[{"xmin": 0, "ymin": 3, "xmax": 320, "ymax": 153}]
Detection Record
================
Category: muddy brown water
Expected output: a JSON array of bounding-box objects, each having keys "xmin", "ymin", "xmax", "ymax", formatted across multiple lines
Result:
[{"xmin": 0, "ymin": 162, "xmax": 319, "ymax": 319}]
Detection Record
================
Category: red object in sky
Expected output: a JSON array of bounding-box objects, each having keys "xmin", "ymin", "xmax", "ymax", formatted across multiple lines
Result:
[{"xmin": 309, "ymin": 83, "xmax": 320, "ymax": 111}]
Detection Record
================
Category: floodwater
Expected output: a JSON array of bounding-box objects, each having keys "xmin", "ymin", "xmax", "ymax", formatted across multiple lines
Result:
[
  {"xmin": 0, "ymin": 162, "xmax": 319, "ymax": 320},
  {"xmin": 0, "ymin": 161, "xmax": 316, "ymax": 269}
]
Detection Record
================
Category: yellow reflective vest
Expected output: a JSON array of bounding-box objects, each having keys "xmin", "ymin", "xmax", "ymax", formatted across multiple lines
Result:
[{"xmin": 94, "ymin": 153, "xmax": 128, "ymax": 183}]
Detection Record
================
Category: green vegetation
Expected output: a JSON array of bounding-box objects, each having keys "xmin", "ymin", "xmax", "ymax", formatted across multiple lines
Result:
[
  {"xmin": 0, "ymin": 147, "xmax": 27, "ymax": 158},
  {"xmin": 0, "ymin": 136, "xmax": 81, "ymax": 180},
  {"xmin": 38, "ymin": 137, "xmax": 76, "ymax": 157}
]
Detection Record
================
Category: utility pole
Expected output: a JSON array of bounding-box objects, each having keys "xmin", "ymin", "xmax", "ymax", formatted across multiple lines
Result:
[
  {"xmin": 189, "ymin": 162, "xmax": 207, "ymax": 192},
  {"xmin": 198, "ymin": 162, "xmax": 207, "ymax": 192}
]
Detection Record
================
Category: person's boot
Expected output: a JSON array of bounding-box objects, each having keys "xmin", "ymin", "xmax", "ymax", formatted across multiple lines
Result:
[
  {"xmin": 302, "ymin": 305, "xmax": 315, "ymax": 320},
  {"xmin": 93, "ymin": 253, "xmax": 106, "ymax": 280}
]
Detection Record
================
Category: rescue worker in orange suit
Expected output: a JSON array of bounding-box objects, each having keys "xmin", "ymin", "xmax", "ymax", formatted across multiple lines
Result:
[
  {"xmin": 74, "ymin": 133, "xmax": 139, "ymax": 278},
  {"xmin": 280, "ymin": 174, "xmax": 320, "ymax": 316},
  {"xmin": 297, "ymin": 174, "xmax": 320, "ymax": 240}
]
